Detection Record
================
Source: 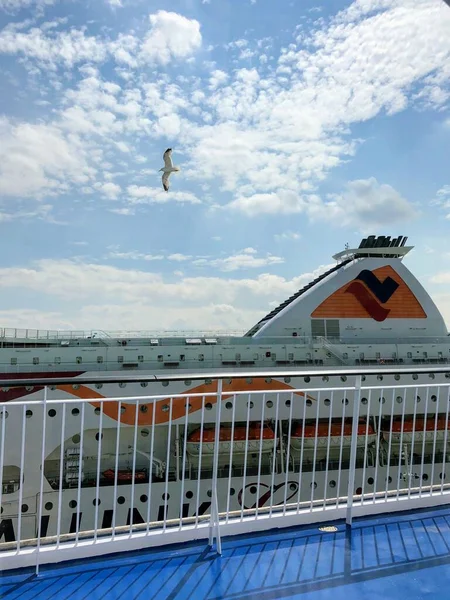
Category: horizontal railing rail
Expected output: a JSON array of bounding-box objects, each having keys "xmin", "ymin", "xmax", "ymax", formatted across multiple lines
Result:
[{"xmin": 2, "ymin": 368, "xmax": 450, "ymax": 574}]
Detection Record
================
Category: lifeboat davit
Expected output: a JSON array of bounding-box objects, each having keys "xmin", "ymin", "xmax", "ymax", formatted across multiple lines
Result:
[
  {"xmin": 102, "ymin": 468, "xmax": 147, "ymax": 482},
  {"xmin": 290, "ymin": 419, "xmax": 376, "ymax": 450},
  {"xmin": 382, "ymin": 415, "xmax": 450, "ymax": 444},
  {"xmin": 186, "ymin": 423, "xmax": 275, "ymax": 456}
]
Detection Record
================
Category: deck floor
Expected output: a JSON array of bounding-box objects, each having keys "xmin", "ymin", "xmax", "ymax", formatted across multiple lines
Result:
[{"xmin": 3, "ymin": 506, "xmax": 450, "ymax": 599}]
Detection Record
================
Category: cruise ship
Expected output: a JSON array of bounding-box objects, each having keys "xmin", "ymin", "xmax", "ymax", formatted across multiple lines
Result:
[{"xmin": 1, "ymin": 234, "xmax": 450, "ymax": 544}]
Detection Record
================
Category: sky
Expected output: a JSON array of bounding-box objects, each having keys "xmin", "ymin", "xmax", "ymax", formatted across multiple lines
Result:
[{"xmin": 0, "ymin": 0, "xmax": 449, "ymax": 334}]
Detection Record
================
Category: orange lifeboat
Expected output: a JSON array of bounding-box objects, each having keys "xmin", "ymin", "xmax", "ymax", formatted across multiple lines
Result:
[
  {"xmin": 382, "ymin": 415, "xmax": 450, "ymax": 444},
  {"xmin": 186, "ymin": 423, "xmax": 275, "ymax": 456},
  {"xmin": 102, "ymin": 468, "xmax": 147, "ymax": 482},
  {"xmin": 290, "ymin": 419, "xmax": 376, "ymax": 449}
]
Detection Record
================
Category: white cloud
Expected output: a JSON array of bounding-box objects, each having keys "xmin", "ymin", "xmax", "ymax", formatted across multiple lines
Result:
[
  {"xmin": 192, "ymin": 249, "xmax": 284, "ymax": 272},
  {"xmin": 274, "ymin": 231, "xmax": 301, "ymax": 241},
  {"xmin": 140, "ymin": 11, "xmax": 202, "ymax": 65},
  {"xmin": 127, "ymin": 185, "xmax": 201, "ymax": 205},
  {"xmin": 95, "ymin": 182, "xmax": 121, "ymax": 200},
  {"xmin": 108, "ymin": 250, "xmax": 164, "ymax": 261},
  {"xmin": 431, "ymin": 185, "xmax": 450, "ymax": 219},
  {"xmin": 0, "ymin": 0, "xmax": 55, "ymax": 11},
  {"xmin": 225, "ymin": 191, "xmax": 310, "ymax": 216}
]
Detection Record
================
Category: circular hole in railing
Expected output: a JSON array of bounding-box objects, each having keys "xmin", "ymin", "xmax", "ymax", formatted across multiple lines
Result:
[
  {"xmin": 324, "ymin": 398, "xmax": 331, "ymax": 406},
  {"xmin": 396, "ymin": 396, "xmax": 403, "ymax": 404},
  {"xmin": 140, "ymin": 495, "xmax": 148, "ymax": 503},
  {"xmin": 118, "ymin": 497, "xmax": 125, "ymax": 505},
  {"xmin": 45, "ymin": 502, "xmax": 53, "ymax": 511},
  {"xmin": 205, "ymin": 403, "xmax": 213, "ymax": 411},
  {"xmin": 141, "ymin": 429, "xmax": 149, "ymax": 437},
  {"xmin": 72, "ymin": 434, "xmax": 80, "ymax": 444},
  {"xmin": 186, "ymin": 491, "xmax": 194, "ymax": 499},
  {"xmin": 368, "ymin": 477, "xmax": 374, "ymax": 485},
  {"xmin": 48, "ymin": 409, "xmax": 56, "ymax": 417},
  {"xmin": 93, "ymin": 498, "xmax": 101, "ymax": 506},
  {"xmin": 26, "ymin": 410, "xmax": 33, "ymax": 418},
  {"xmin": 423, "ymin": 473, "xmax": 429, "ymax": 481},
  {"xmin": 71, "ymin": 408, "xmax": 80, "ymax": 416},
  {"xmin": 361, "ymin": 398, "xmax": 368, "ymax": 405},
  {"xmin": 69, "ymin": 500, "xmax": 77, "ymax": 508},
  {"xmin": 22, "ymin": 504, "xmax": 28, "ymax": 513},
  {"xmin": 225, "ymin": 402, "xmax": 233, "ymax": 410},
  {"xmin": 329, "ymin": 480, "xmax": 336, "ymax": 488},
  {"xmin": 95, "ymin": 432, "xmax": 103, "ymax": 441},
  {"xmin": 266, "ymin": 400, "xmax": 273, "ymax": 408},
  {"xmin": 140, "ymin": 405, "xmax": 148, "ymax": 413}
]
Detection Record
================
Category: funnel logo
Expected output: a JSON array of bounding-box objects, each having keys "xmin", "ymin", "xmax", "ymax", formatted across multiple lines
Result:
[
  {"xmin": 310, "ymin": 266, "xmax": 426, "ymax": 321},
  {"xmin": 345, "ymin": 270, "xmax": 399, "ymax": 322}
]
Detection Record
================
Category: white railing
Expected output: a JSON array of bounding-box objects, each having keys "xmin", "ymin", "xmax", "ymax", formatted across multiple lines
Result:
[
  {"xmin": 2, "ymin": 367, "xmax": 450, "ymax": 573},
  {"xmin": 0, "ymin": 328, "xmax": 248, "ymax": 340}
]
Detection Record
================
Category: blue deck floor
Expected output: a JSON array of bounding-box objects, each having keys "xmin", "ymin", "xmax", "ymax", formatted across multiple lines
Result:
[{"xmin": 3, "ymin": 505, "xmax": 450, "ymax": 599}]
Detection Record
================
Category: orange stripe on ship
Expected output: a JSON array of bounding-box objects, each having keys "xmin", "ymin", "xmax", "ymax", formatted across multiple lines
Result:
[{"xmin": 57, "ymin": 379, "xmax": 314, "ymax": 426}]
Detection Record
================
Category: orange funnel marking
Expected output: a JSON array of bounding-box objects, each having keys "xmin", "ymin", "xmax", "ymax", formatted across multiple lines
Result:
[{"xmin": 57, "ymin": 378, "xmax": 311, "ymax": 426}]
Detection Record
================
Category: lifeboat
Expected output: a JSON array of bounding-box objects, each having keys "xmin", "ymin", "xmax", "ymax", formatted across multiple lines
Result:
[
  {"xmin": 186, "ymin": 423, "xmax": 275, "ymax": 456},
  {"xmin": 290, "ymin": 419, "xmax": 376, "ymax": 450},
  {"xmin": 381, "ymin": 415, "xmax": 450, "ymax": 444},
  {"xmin": 102, "ymin": 468, "xmax": 147, "ymax": 482}
]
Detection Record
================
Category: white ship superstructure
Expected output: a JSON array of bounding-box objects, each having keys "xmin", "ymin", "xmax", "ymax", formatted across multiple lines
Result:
[{"xmin": 1, "ymin": 234, "xmax": 450, "ymax": 544}]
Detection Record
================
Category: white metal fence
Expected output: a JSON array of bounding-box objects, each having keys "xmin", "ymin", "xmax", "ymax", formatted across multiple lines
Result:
[{"xmin": 2, "ymin": 368, "xmax": 450, "ymax": 572}]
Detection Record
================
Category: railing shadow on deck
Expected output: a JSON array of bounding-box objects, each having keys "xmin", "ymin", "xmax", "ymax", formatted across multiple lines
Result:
[{"xmin": 3, "ymin": 506, "xmax": 450, "ymax": 600}]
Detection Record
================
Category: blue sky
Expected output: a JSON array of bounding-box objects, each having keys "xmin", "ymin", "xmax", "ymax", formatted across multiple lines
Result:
[{"xmin": 0, "ymin": 0, "xmax": 449, "ymax": 333}]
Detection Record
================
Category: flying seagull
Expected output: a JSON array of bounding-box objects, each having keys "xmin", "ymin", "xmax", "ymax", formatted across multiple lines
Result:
[{"xmin": 159, "ymin": 148, "xmax": 180, "ymax": 192}]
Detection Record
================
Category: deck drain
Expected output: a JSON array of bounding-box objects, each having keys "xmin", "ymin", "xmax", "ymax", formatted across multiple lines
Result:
[{"xmin": 318, "ymin": 525, "xmax": 338, "ymax": 532}]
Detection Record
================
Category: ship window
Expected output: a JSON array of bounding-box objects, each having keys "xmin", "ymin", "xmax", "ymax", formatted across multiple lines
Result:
[
  {"xmin": 117, "ymin": 356, "xmax": 123, "ymax": 363},
  {"xmin": 180, "ymin": 354, "xmax": 185, "ymax": 361},
  {"xmin": 33, "ymin": 357, "xmax": 39, "ymax": 365},
  {"xmin": 288, "ymin": 353, "xmax": 294, "ymax": 360},
  {"xmin": 423, "ymin": 352, "xmax": 428, "ymax": 358},
  {"xmin": 375, "ymin": 352, "xmax": 380, "ymax": 359},
  {"xmin": 235, "ymin": 353, "xmax": 241, "ymax": 361},
  {"xmin": 76, "ymin": 356, "xmax": 82, "ymax": 364},
  {"xmin": 265, "ymin": 351, "xmax": 271, "ymax": 358},
  {"xmin": 311, "ymin": 319, "xmax": 325, "ymax": 338},
  {"xmin": 97, "ymin": 356, "xmax": 103, "ymax": 363},
  {"xmin": 10, "ymin": 358, "xmax": 17, "ymax": 365},
  {"xmin": 158, "ymin": 355, "xmax": 163, "ymax": 362},
  {"xmin": 325, "ymin": 319, "xmax": 340, "ymax": 338},
  {"xmin": 55, "ymin": 357, "xmax": 61, "ymax": 364},
  {"xmin": 198, "ymin": 353, "xmax": 204, "ymax": 361},
  {"xmin": 138, "ymin": 355, "xmax": 144, "ymax": 362},
  {"xmin": 407, "ymin": 352, "xmax": 412, "ymax": 358}
]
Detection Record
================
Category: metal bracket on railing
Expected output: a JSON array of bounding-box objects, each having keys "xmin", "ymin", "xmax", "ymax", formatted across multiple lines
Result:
[
  {"xmin": 346, "ymin": 375, "xmax": 362, "ymax": 527},
  {"xmin": 208, "ymin": 379, "xmax": 223, "ymax": 555}
]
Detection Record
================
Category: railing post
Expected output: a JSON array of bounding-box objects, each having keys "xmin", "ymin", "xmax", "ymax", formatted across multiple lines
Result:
[
  {"xmin": 36, "ymin": 385, "xmax": 48, "ymax": 576},
  {"xmin": 209, "ymin": 378, "xmax": 223, "ymax": 554},
  {"xmin": 346, "ymin": 376, "xmax": 362, "ymax": 527}
]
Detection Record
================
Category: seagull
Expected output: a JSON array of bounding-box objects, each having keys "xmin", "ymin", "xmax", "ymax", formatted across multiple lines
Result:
[{"xmin": 159, "ymin": 148, "xmax": 180, "ymax": 192}]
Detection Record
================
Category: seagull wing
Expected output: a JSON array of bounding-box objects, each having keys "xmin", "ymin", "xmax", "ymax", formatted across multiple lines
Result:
[
  {"xmin": 162, "ymin": 171, "xmax": 171, "ymax": 192},
  {"xmin": 163, "ymin": 148, "xmax": 173, "ymax": 169}
]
